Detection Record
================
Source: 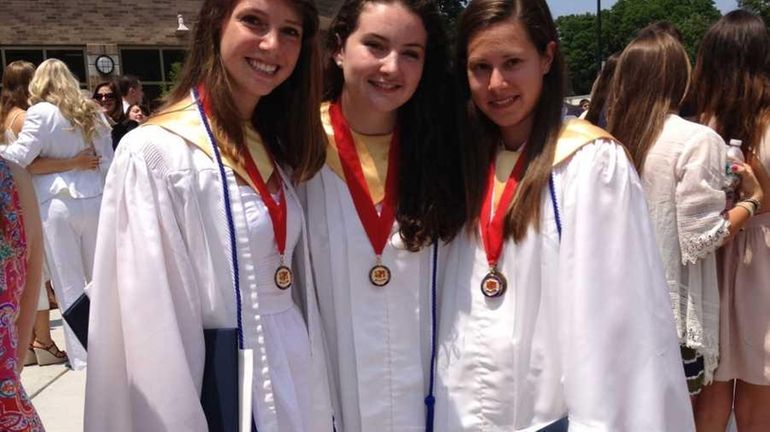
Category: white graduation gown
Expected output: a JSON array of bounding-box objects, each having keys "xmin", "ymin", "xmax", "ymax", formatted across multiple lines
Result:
[
  {"xmin": 435, "ymin": 139, "xmax": 695, "ymax": 431},
  {"xmin": 85, "ymin": 125, "xmax": 332, "ymax": 432},
  {"xmin": 303, "ymin": 165, "xmax": 434, "ymax": 432}
]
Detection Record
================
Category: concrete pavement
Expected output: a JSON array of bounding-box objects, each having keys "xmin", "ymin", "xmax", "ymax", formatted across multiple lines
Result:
[{"xmin": 20, "ymin": 310, "xmax": 85, "ymax": 432}]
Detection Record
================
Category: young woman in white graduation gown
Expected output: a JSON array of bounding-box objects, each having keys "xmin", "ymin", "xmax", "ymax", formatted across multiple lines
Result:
[
  {"xmin": 301, "ymin": 0, "xmax": 464, "ymax": 430},
  {"xmin": 433, "ymin": 0, "xmax": 695, "ymax": 430},
  {"xmin": 84, "ymin": 0, "xmax": 333, "ymax": 430}
]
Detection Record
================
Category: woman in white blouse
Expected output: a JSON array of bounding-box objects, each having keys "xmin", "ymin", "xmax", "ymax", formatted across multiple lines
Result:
[
  {"xmin": 84, "ymin": 0, "xmax": 333, "ymax": 430},
  {"xmin": 606, "ymin": 31, "xmax": 763, "ymax": 401},
  {"xmin": 3, "ymin": 58, "xmax": 113, "ymax": 370}
]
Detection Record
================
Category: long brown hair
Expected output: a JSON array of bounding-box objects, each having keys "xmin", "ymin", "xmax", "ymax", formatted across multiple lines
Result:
[
  {"xmin": 0, "ymin": 61, "xmax": 34, "ymax": 139},
  {"xmin": 324, "ymin": 0, "xmax": 466, "ymax": 250},
  {"xmin": 606, "ymin": 32, "xmax": 690, "ymax": 171},
  {"xmin": 584, "ymin": 52, "xmax": 618, "ymax": 127},
  {"xmin": 166, "ymin": 0, "xmax": 325, "ymax": 182},
  {"xmin": 689, "ymin": 9, "xmax": 770, "ymax": 156},
  {"xmin": 458, "ymin": 0, "xmax": 565, "ymax": 242}
]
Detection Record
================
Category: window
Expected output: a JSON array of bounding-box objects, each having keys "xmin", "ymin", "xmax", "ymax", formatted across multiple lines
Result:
[
  {"xmin": 1, "ymin": 47, "xmax": 87, "ymax": 85},
  {"xmin": 120, "ymin": 48, "xmax": 186, "ymax": 109}
]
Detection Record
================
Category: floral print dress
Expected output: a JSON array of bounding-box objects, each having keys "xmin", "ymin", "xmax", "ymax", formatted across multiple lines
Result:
[{"xmin": 0, "ymin": 157, "xmax": 44, "ymax": 431}]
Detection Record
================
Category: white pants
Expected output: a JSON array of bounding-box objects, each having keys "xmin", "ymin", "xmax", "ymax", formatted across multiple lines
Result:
[
  {"xmin": 37, "ymin": 261, "xmax": 51, "ymax": 311},
  {"xmin": 40, "ymin": 193, "xmax": 101, "ymax": 370}
]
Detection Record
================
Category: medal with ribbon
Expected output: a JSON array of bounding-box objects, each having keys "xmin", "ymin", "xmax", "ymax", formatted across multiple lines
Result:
[
  {"xmin": 197, "ymin": 85, "xmax": 293, "ymax": 290},
  {"xmin": 479, "ymin": 146, "xmax": 528, "ymax": 298},
  {"xmin": 329, "ymin": 101, "xmax": 400, "ymax": 287}
]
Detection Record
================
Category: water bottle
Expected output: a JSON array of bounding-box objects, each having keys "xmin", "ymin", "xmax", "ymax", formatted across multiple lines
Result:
[{"xmin": 725, "ymin": 139, "xmax": 744, "ymax": 209}]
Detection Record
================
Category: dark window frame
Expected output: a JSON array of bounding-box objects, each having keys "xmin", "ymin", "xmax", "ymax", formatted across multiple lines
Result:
[
  {"xmin": 0, "ymin": 46, "xmax": 88, "ymax": 87},
  {"xmin": 119, "ymin": 46, "xmax": 187, "ymax": 109}
]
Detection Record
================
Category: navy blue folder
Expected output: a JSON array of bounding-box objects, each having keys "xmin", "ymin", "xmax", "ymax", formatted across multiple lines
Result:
[
  {"xmin": 201, "ymin": 328, "xmax": 239, "ymax": 432},
  {"xmin": 62, "ymin": 293, "xmax": 90, "ymax": 350}
]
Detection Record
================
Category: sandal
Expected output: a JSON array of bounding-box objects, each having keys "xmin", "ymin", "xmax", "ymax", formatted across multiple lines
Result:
[
  {"xmin": 46, "ymin": 283, "xmax": 58, "ymax": 310},
  {"xmin": 31, "ymin": 340, "xmax": 68, "ymax": 366},
  {"xmin": 23, "ymin": 346, "xmax": 37, "ymax": 366}
]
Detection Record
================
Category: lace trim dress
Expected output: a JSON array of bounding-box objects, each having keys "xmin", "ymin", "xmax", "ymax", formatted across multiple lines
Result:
[
  {"xmin": 641, "ymin": 115, "xmax": 729, "ymax": 387},
  {"xmin": 0, "ymin": 157, "xmax": 45, "ymax": 431}
]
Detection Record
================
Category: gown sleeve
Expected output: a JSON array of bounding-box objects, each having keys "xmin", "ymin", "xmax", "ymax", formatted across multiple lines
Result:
[
  {"xmin": 84, "ymin": 132, "xmax": 209, "ymax": 432},
  {"xmin": 554, "ymin": 139, "xmax": 695, "ymax": 432},
  {"xmin": 3, "ymin": 104, "xmax": 48, "ymax": 167},
  {"xmin": 675, "ymin": 129, "xmax": 730, "ymax": 264}
]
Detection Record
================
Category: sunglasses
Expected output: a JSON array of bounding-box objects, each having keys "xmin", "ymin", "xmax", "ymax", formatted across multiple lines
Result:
[{"xmin": 94, "ymin": 93, "xmax": 116, "ymax": 101}]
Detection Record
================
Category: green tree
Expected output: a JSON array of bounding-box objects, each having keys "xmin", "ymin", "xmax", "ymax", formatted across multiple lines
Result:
[
  {"xmin": 603, "ymin": 0, "xmax": 721, "ymax": 58},
  {"xmin": 435, "ymin": 0, "xmax": 467, "ymax": 47},
  {"xmin": 558, "ymin": 0, "xmax": 721, "ymax": 95},
  {"xmin": 738, "ymin": 0, "xmax": 770, "ymax": 24},
  {"xmin": 556, "ymin": 12, "xmax": 601, "ymax": 95}
]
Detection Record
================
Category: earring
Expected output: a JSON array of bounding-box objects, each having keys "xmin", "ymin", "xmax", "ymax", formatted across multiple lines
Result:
[{"xmin": 336, "ymin": 60, "xmax": 343, "ymax": 67}]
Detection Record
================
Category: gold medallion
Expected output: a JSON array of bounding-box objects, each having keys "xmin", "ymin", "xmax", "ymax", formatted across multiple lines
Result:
[
  {"xmin": 369, "ymin": 264, "xmax": 391, "ymax": 287},
  {"xmin": 480, "ymin": 269, "xmax": 507, "ymax": 298},
  {"xmin": 275, "ymin": 265, "xmax": 293, "ymax": 290}
]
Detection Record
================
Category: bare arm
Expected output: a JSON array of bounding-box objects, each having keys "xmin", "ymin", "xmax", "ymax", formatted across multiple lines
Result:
[
  {"xmin": 26, "ymin": 147, "xmax": 100, "ymax": 175},
  {"xmin": 9, "ymin": 162, "xmax": 43, "ymax": 373},
  {"xmin": 9, "ymin": 109, "xmax": 25, "ymax": 136},
  {"xmin": 748, "ymin": 154, "xmax": 770, "ymax": 214}
]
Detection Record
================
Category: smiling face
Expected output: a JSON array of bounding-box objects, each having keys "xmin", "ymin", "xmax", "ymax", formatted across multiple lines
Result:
[
  {"xmin": 127, "ymin": 105, "xmax": 146, "ymax": 123},
  {"xmin": 94, "ymin": 85, "xmax": 117, "ymax": 113},
  {"xmin": 335, "ymin": 1, "xmax": 427, "ymax": 124},
  {"xmin": 466, "ymin": 18, "xmax": 554, "ymax": 144},
  {"xmin": 219, "ymin": 0, "xmax": 303, "ymax": 115}
]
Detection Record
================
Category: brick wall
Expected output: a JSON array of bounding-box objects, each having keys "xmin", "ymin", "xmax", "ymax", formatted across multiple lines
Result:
[
  {"xmin": 1, "ymin": 0, "xmax": 341, "ymax": 46},
  {"xmin": 0, "ymin": 0, "xmax": 202, "ymax": 46}
]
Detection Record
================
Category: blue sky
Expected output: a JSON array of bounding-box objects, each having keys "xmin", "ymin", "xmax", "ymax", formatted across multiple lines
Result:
[{"xmin": 549, "ymin": 0, "xmax": 739, "ymax": 17}]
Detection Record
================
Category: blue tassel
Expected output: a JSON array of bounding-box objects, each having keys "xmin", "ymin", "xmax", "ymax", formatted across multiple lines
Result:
[{"xmin": 424, "ymin": 394, "xmax": 435, "ymax": 432}]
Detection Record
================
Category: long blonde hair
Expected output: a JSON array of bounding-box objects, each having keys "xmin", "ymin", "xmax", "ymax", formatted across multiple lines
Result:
[{"xmin": 29, "ymin": 59, "xmax": 107, "ymax": 144}]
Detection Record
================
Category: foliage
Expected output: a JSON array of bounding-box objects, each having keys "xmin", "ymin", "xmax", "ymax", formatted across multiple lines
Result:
[
  {"xmin": 161, "ymin": 61, "xmax": 183, "ymax": 98},
  {"xmin": 436, "ymin": 0, "xmax": 466, "ymax": 29},
  {"xmin": 558, "ymin": 0, "xmax": 721, "ymax": 95},
  {"xmin": 436, "ymin": 0, "xmax": 467, "ymax": 48},
  {"xmin": 556, "ymin": 12, "xmax": 603, "ymax": 96}
]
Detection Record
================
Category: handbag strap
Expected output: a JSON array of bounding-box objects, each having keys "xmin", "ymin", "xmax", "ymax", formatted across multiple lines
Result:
[
  {"xmin": 191, "ymin": 88, "xmax": 245, "ymax": 350},
  {"xmin": 425, "ymin": 240, "xmax": 438, "ymax": 431}
]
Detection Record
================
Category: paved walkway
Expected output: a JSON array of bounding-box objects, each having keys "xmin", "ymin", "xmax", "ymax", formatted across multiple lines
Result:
[{"xmin": 20, "ymin": 310, "xmax": 85, "ymax": 432}]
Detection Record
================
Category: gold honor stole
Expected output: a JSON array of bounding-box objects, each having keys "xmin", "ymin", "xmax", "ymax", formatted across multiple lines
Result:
[
  {"xmin": 491, "ymin": 119, "xmax": 616, "ymax": 209},
  {"xmin": 553, "ymin": 118, "xmax": 617, "ymax": 166},
  {"xmin": 320, "ymin": 102, "xmax": 392, "ymax": 204},
  {"xmin": 143, "ymin": 96, "xmax": 275, "ymax": 190}
]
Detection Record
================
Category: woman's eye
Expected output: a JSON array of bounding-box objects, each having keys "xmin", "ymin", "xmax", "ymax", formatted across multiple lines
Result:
[
  {"xmin": 403, "ymin": 50, "xmax": 422, "ymax": 60},
  {"xmin": 469, "ymin": 63, "xmax": 490, "ymax": 73},
  {"xmin": 365, "ymin": 41, "xmax": 386, "ymax": 52},
  {"xmin": 241, "ymin": 14, "xmax": 265, "ymax": 28},
  {"xmin": 504, "ymin": 58, "xmax": 521, "ymax": 68},
  {"xmin": 281, "ymin": 26, "xmax": 302, "ymax": 38}
]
